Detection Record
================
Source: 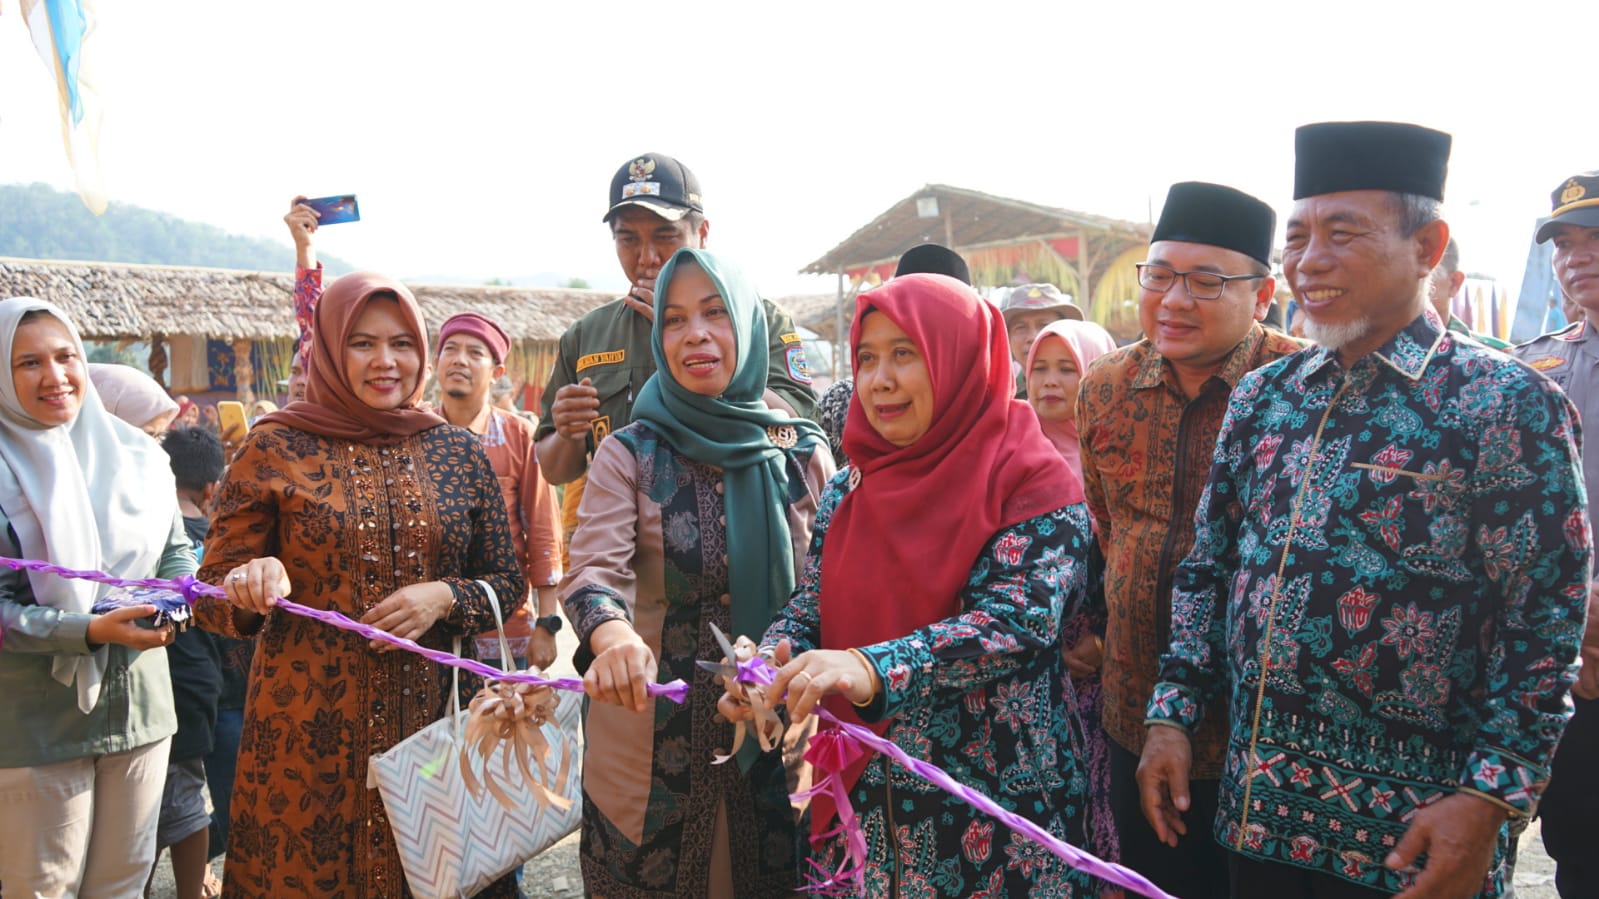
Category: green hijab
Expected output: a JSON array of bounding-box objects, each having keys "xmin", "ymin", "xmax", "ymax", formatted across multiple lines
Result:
[{"xmin": 632, "ymin": 248, "xmax": 825, "ymax": 646}]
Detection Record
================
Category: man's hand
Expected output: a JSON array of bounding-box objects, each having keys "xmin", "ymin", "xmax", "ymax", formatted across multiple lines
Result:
[
  {"xmin": 1137, "ymin": 724, "xmax": 1194, "ymax": 847},
  {"xmin": 528, "ymin": 625, "xmax": 558, "ymax": 671},
  {"xmin": 1575, "ymin": 583, "xmax": 1599, "ymax": 700},
  {"xmin": 550, "ymin": 379, "xmax": 600, "ymax": 442},
  {"xmin": 1387, "ymin": 791, "xmax": 1508, "ymax": 898},
  {"xmin": 1063, "ymin": 632, "xmax": 1104, "ymax": 679},
  {"xmin": 621, "ymin": 285, "xmax": 655, "ymax": 321}
]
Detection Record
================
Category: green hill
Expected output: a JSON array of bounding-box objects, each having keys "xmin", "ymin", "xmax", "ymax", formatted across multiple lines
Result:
[{"xmin": 0, "ymin": 182, "xmax": 355, "ymax": 274}]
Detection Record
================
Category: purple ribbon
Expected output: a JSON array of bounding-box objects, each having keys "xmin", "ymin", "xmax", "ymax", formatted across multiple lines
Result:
[
  {"xmin": 0, "ymin": 556, "xmax": 690, "ymax": 703},
  {"xmin": 724, "ymin": 650, "xmax": 1174, "ymax": 898},
  {"xmin": 810, "ymin": 710, "xmax": 1179, "ymax": 899}
]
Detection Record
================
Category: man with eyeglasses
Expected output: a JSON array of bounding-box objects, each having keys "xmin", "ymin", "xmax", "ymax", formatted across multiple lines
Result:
[
  {"xmin": 1075, "ymin": 181, "xmax": 1300, "ymax": 899},
  {"xmin": 1141, "ymin": 123, "xmax": 1587, "ymax": 899}
]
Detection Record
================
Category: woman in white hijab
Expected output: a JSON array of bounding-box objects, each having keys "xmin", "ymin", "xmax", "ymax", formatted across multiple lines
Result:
[{"xmin": 0, "ymin": 297, "xmax": 198, "ymax": 896}]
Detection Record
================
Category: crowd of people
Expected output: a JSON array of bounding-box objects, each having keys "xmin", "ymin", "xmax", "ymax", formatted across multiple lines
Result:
[{"xmin": 0, "ymin": 124, "xmax": 1594, "ymax": 899}]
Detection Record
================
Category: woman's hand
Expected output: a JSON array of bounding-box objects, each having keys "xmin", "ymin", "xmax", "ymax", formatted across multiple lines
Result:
[
  {"xmin": 767, "ymin": 641, "xmax": 878, "ymax": 723},
  {"xmin": 716, "ymin": 638, "xmax": 782, "ymax": 724},
  {"xmin": 87, "ymin": 605, "xmax": 175, "ymax": 650},
  {"xmin": 1063, "ymin": 632, "xmax": 1104, "ymax": 679},
  {"xmin": 222, "ymin": 557, "xmax": 291, "ymax": 616},
  {"xmin": 585, "ymin": 619, "xmax": 657, "ymax": 712},
  {"xmin": 360, "ymin": 581, "xmax": 454, "ymax": 650}
]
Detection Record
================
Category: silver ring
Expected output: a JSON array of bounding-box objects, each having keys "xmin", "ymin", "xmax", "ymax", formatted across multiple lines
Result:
[{"xmin": 231, "ymin": 573, "xmax": 245, "ymax": 582}]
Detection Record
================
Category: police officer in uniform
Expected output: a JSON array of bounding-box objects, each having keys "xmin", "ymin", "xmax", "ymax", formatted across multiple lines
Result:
[
  {"xmin": 1511, "ymin": 169, "xmax": 1599, "ymax": 899},
  {"xmin": 535, "ymin": 153, "xmax": 819, "ymax": 545}
]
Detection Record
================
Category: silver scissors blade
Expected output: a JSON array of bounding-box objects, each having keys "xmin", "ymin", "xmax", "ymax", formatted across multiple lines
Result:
[
  {"xmin": 696, "ymin": 660, "xmax": 738, "ymax": 678},
  {"xmin": 708, "ymin": 621, "xmax": 739, "ymax": 664}
]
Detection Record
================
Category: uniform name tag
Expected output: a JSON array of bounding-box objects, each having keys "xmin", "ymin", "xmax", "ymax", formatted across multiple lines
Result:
[{"xmin": 576, "ymin": 350, "xmax": 626, "ymax": 372}]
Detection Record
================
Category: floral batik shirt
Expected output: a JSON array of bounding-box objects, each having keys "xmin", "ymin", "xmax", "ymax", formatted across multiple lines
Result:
[
  {"xmin": 765, "ymin": 472, "xmax": 1099, "ymax": 898},
  {"xmin": 1146, "ymin": 311, "xmax": 1589, "ymax": 896}
]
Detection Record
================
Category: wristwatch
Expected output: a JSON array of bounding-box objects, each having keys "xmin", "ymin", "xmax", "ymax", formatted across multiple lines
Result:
[{"xmin": 534, "ymin": 614, "xmax": 563, "ymax": 634}]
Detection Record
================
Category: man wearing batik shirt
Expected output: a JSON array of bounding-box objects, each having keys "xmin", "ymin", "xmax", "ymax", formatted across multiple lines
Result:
[
  {"xmin": 436, "ymin": 313, "xmax": 564, "ymax": 671},
  {"xmin": 1077, "ymin": 181, "xmax": 1300, "ymax": 899},
  {"xmin": 1140, "ymin": 122, "xmax": 1589, "ymax": 899}
]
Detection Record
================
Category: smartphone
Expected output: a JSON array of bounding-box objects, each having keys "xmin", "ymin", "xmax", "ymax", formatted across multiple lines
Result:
[
  {"xmin": 217, "ymin": 401, "xmax": 248, "ymax": 447},
  {"xmin": 300, "ymin": 194, "xmax": 360, "ymax": 225}
]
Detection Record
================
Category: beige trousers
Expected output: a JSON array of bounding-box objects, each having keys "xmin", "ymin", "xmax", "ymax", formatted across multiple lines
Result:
[{"xmin": 0, "ymin": 737, "xmax": 171, "ymax": 899}]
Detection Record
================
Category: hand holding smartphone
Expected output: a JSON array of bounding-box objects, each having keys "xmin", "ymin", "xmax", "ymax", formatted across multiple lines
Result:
[
  {"xmin": 299, "ymin": 194, "xmax": 360, "ymax": 225},
  {"xmin": 217, "ymin": 401, "xmax": 249, "ymax": 449}
]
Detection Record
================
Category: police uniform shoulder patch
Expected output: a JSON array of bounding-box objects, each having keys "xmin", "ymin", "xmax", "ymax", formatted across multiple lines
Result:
[
  {"xmin": 1556, "ymin": 320, "xmax": 1588, "ymax": 341},
  {"xmin": 779, "ymin": 332, "xmax": 804, "ymax": 345}
]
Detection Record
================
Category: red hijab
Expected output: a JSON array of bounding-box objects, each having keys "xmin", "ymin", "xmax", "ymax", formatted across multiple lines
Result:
[
  {"xmin": 260, "ymin": 271, "xmax": 445, "ymax": 444},
  {"xmin": 812, "ymin": 274, "xmax": 1083, "ymax": 828}
]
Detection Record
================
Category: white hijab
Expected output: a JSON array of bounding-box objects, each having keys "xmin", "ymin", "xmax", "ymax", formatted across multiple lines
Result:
[{"xmin": 0, "ymin": 298, "xmax": 178, "ymax": 713}]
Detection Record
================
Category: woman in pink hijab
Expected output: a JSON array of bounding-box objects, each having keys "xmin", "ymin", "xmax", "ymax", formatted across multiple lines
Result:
[
  {"xmin": 1025, "ymin": 316, "xmax": 1122, "ymax": 869},
  {"xmin": 1025, "ymin": 319, "xmax": 1116, "ymax": 477}
]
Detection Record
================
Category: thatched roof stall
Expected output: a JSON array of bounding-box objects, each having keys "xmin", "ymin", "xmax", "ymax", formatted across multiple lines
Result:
[
  {"xmin": 0, "ymin": 257, "xmax": 614, "ymax": 403},
  {"xmin": 799, "ymin": 185, "xmax": 1155, "ymax": 352}
]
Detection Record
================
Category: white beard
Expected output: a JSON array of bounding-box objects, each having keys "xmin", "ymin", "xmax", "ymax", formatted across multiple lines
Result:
[{"xmin": 1302, "ymin": 318, "xmax": 1372, "ymax": 352}]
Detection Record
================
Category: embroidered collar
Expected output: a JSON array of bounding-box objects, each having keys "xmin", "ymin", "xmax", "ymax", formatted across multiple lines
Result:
[{"xmin": 1301, "ymin": 310, "xmax": 1445, "ymax": 383}]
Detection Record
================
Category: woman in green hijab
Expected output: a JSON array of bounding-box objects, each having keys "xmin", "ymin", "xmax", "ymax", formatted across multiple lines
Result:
[{"xmin": 562, "ymin": 248, "xmax": 833, "ymax": 897}]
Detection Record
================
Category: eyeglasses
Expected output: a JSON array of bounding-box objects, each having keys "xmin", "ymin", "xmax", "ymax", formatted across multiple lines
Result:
[{"xmin": 1135, "ymin": 262, "xmax": 1262, "ymax": 300}]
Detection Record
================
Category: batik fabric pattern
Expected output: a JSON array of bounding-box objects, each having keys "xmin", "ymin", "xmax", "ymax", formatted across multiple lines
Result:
[
  {"xmin": 293, "ymin": 262, "xmax": 321, "ymax": 355},
  {"xmin": 561, "ymin": 423, "xmax": 832, "ymax": 898},
  {"xmin": 764, "ymin": 471, "xmax": 1098, "ymax": 898},
  {"xmin": 195, "ymin": 422, "xmax": 525, "ymax": 899},
  {"xmin": 1077, "ymin": 323, "xmax": 1302, "ymax": 776},
  {"xmin": 1146, "ymin": 312, "xmax": 1589, "ymax": 896}
]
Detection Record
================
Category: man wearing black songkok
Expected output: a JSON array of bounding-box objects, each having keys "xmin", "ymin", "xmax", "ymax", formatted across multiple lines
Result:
[
  {"xmin": 1142, "ymin": 122, "xmax": 1588, "ymax": 899},
  {"xmin": 1078, "ymin": 180, "xmax": 1300, "ymax": 899}
]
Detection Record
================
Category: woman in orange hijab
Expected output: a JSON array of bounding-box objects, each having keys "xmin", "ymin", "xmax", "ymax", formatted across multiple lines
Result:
[{"xmin": 194, "ymin": 272, "xmax": 525, "ymax": 898}]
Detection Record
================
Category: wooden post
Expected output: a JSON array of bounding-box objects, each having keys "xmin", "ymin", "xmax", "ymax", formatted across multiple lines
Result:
[
  {"xmin": 834, "ymin": 272, "xmax": 845, "ymax": 380},
  {"xmin": 147, "ymin": 335, "xmax": 168, "ymax": 388},
  {"xmin": 232, "ymin": 338, "xmax": 255, "ymax": 406}
]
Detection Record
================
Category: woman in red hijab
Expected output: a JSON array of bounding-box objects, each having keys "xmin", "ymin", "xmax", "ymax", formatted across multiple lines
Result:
[
  {"xmin": 193, "ymin": 272, "xmax": 525, "ymax": 898},
  {"xmin": 727, "ymin": 274, "xmax": 1099, "ymax": 897}
]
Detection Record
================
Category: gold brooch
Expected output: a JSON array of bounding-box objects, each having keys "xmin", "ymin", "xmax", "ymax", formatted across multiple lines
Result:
[{"xmin": 766, "ymin": 425, "xmax": 798, "ymax": 448}]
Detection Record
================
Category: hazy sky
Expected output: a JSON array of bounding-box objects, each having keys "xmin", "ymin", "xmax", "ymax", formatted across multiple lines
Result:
[{"xmin": 3, "ymin": 0, "xmax": 1596, "ymax": 304}]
